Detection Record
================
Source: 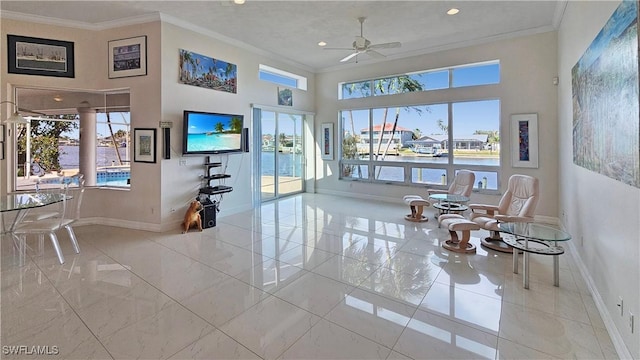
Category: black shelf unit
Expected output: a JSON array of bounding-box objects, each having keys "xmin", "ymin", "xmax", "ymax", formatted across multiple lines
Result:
[
  {"xmin": 198, "ymin": 156, "xmax": 233, "ymax": 228},
  {"xmin": 199, "ymin": 157, "xmax": 233, "ymax": 196}
]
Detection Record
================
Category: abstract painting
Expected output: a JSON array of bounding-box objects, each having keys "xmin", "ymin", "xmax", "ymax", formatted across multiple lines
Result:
[
  {"xmin": 511, "ymin": 114, "xmax": 538, "ymax": 168},
  {"xmin": 179, "ymin": 49, "xmax": 237, "ymax": 93},
  {"xmin": 571, "ymin": 0, "xmax": 639, "ymax": 187}
]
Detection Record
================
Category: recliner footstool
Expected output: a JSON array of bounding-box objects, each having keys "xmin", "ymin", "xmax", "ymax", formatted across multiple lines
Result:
[{"xmin": 438, "ymin": 214, "xmax": 480, "ymax": 254}]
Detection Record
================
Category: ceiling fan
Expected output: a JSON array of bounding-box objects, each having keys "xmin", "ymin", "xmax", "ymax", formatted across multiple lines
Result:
[{"xmin": 324, "ymin": 17, "xmax": 401, "ymax": 63}]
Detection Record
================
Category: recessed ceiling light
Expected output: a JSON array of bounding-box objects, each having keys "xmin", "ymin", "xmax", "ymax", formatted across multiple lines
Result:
[
  {"xmin": 318, "ymin": 41, "xmax": 327, "ymax": 47},
  {"xmin": 447, "ymin": 8, "xmax": 460, "ymax": 15},
  {"xmin": 234, "ymin": 0, "xmax": 245, "ymax": 4}
]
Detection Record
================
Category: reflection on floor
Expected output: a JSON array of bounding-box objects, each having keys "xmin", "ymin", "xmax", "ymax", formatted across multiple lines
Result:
[{"xmin": 1, "ymin": 194, "xmax": 618, "ymax": 359}]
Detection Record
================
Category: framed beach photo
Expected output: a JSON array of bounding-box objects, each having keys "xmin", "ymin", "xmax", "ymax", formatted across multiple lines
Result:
[
  {"xmin": 7, "ymin": 35, "xmax": 75, "ymax": 78},
  {"xmin": 511, "ymin": 113, "xmax": 539, "ymax": 168},
  {"xmin": 108, "ymin": 35, "xmax": 147, "ymax": 78},
  {"xmin": 134, "ymin": 128, "xmax": 156, "ymax": 163}
]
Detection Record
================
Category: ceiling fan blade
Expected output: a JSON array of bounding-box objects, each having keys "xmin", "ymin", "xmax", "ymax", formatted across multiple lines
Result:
[
  {"xmin": 340, "ymin": 52, "xmax": 359, "ymax": 63},
  {"xmin": 369, "ymin": 41, "xmax": 401, "ymax": 49},
  {"xmin": 323, "ymin": 47, "xmax": 355, "ymax": 51},
  {"xmin": 365, "ymin": 50, "xmax": 386, "ymax": 59}
]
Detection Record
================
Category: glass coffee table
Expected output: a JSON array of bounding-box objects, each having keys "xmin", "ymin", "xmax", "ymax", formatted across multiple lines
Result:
[
  {"xmin": 498, "ymin": 222, "xmax": 572, "ymax": 289},
  {"xmin": 428, "ymin": 194, "xmax": 470, "ymax": 218}
]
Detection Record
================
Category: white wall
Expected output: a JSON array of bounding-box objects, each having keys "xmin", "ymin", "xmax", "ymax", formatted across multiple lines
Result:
[
  {"xmin": 558, "ymin": 1, "xmax": 639, "ymax": 358},
  {"xmin": 0, "ymin": 19, "xmax": 164, "ymax": 228},
  {"xmin": 315, "ymin": 31, "xmax": 559, "ymax": 218},
  {"xmin": 158, "ymin": 20, "xmax": 316, "ymax": 229}
]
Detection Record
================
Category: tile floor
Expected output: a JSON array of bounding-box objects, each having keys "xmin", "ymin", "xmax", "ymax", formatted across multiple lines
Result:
[{"xmin": 1, "ymin": 194, "xmax": 618, "ymax": 359}]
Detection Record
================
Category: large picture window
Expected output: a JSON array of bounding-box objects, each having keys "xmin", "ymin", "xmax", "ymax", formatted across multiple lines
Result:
[{"xmin": 340, "ymin": 99, "xmax": 500, "ymax": 190}]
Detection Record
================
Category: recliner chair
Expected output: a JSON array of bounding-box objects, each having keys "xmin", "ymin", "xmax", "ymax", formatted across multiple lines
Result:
[
  {"xmin": 469, "ymin": 174, "xmax": 539, "ymax": 253},
  {"xmin": 403, "ymin": 169, "xmax": 475, "ymax": 222},
  {"xmin": 428, "ymin": 169, "xmax": 475, "ymax": 198}
]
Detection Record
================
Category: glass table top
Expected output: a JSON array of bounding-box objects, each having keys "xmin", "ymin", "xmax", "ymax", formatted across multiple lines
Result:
[
  {"xmin": 428, "ymin": 194, "xmax": 470, "ymax": 203},
  {"xmin": 0, "ymin": 193, "xmax": 66, "ymax": 212},
  {"xmin": 498, "ymin": 222, "xmax": 572, "ymax": 242}
]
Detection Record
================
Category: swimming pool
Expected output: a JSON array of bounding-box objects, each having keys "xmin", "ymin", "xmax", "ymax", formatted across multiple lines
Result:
[{"xmin": 39, "ymin": 170, "xmax": 130, "ymax": 187}]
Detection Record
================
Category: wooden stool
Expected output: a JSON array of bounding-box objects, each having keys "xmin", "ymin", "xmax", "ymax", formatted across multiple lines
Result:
[
  {"xmin": 403, "ymin": 195, "xmax": 430, "ymax": 222},
  {"xmin": 438, "ymin": 214, "xmax": 480, "ymax": 254}
]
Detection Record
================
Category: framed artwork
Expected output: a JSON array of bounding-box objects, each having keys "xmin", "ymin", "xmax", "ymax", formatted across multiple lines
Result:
[
  {"xmin": 134, "ymin": 128, "xmax": 156, "ymax": 163},
  {"xmin": 0, "ymin": 125, "xmax": 4, "ymax": 142},
  {"xmin": 321, "ymin": 123, "xmax": 334, "ymax": 160},
  {"xmin": 511, "ymin": 113, "xmax": 538, "ymax": 168},
  {"xmin": 277, "ymin": 87, "xmax": 292, "ymax": 106},
  {"xmin": 572, "ymin": 0, "xmax": 639, "ymax": 188},
  {"xmin": 108, "ymin": 35, "xmax": 147, "ymax": 78},
  {"xmin": 7, "ymin": 35, "xmax": 75, "ymax": 78},
  {"xmin": 179, "ymin": 49, "xmax": 237, "ymax": 93}
]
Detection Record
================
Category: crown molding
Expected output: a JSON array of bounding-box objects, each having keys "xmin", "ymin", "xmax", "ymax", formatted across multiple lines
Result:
[
  {"xmin": 0, "ymin": 10, "xmax": 160, "ymax": 31},
  {"xmin": 552, "ymin": 0, "xmax": 569, "ymax": 29}
]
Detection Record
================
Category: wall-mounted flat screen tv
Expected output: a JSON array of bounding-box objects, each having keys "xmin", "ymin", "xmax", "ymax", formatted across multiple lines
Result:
[{"xmin": 183, "ymin": 110, "xmax": 244, "ymax": 155}]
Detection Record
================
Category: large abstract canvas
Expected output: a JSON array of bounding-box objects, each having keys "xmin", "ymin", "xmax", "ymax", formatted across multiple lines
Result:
[{"xmin": 571, "ymin": 0, "xmax": 639, "ymax": 188}]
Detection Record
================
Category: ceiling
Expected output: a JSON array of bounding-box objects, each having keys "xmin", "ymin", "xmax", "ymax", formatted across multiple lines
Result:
[{"xmin": 1, "ymin": 1, "xmax": 566, "ymax": 72}]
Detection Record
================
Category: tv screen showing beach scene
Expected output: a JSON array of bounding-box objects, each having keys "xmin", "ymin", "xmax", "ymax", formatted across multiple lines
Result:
[{"xmin": 183, "ymin": 110, "xmax": 244, "ymax": 154}]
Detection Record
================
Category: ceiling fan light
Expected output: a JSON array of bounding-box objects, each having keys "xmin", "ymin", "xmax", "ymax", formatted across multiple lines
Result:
[{"xmin": 447, "ymin": 8, "xmax": 460, "ymax": 15}]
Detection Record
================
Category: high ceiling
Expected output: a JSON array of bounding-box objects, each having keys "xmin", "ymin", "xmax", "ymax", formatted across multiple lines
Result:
[{"xmin": 1, "ymin": 1, "xmax": 566, "ymax": 72}]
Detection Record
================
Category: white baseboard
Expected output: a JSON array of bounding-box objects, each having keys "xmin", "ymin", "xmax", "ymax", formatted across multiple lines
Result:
[
  {"xmin": 567, "ymin": 241, "xmax": 632, "ymax": 359},
  {"xmin": 75, "ymin": 217, "xmax": 179, "ymax": 233}
]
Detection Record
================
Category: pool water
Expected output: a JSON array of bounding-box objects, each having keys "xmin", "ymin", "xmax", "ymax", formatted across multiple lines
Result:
[{"xmin": 40, "ymin": 171, "xmax": 130, "ymax": 187}]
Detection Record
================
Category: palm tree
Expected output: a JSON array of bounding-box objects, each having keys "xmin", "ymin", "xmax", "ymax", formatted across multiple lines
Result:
[
  {"xmin": 437, "ymin": 119, "xmax": 448, "ymax": 133},
  {"xmin": 215, "ymin": 122, "xmax": 224, "ymax": 133},
  {"xmin": 230, "ymin": 117, "xmax": 243, "ymax": 133}
]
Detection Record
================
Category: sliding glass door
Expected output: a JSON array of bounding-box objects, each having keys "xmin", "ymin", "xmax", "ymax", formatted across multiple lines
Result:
[{"xmin": 259, "ymin": 110, "xmax": 304, "ymax": 201}]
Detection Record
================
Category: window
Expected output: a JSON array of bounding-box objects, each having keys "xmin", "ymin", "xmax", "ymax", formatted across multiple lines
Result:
[
  {"xmin": 339, "ymin": 99, "xmax": 500, "ymax": 190},
  {"xmin": 259, "ymin": 64, "xmax": 307, "ymax": 91},
  {"xmin": 14, "ymin": 88, "xmax": 131, "ymax": 191},
  {"xmin": 339, "ymin": 60, "xmax": 499, "ymax": 100}
]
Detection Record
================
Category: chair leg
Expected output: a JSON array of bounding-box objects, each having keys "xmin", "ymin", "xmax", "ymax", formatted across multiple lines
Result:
[
  {"xmin": 65, "ymin": 225, "xmax": 80, "ymax": 254},
  {"xmin": 12, "ymin": 234, "xmax": 27, "ymax": 267},
  {"xmin": 49, "ymin": 233, "xmax": 65, "ymax": 264}
]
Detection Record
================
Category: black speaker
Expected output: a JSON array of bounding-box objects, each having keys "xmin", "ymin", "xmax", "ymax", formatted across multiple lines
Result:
[
  {"xmin": 164, "ymin": 128, "xmax": 171, "ymax": 159},
  {"xmin": 200, "ymin": 201, "xmax": 217, "ymax": 229},
  {"xmin": 242, "ymin": 128, "xmax": 249, "ymax": 152}
]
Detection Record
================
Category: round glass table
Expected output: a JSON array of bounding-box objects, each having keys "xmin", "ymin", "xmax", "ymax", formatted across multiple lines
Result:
[
  {"xmin": 498, "ymin": 222, "xmax": 572, "ymax": 289},
  {"xmin": 428, "ymin": 194, "xmax": 470, "ymax": 218}
]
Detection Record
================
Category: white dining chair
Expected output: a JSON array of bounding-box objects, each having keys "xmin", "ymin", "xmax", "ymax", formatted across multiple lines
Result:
[
  {"xmin": 13, "ymin": 174, "xmax": 85, "ymax": 264},
  {"xmin": 13, "ymin": 184, "xmax": 71, "ymax": 264}
]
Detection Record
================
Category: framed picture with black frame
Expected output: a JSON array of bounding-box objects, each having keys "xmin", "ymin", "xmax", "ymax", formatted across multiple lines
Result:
[
  {"xmin": 134, "ymin": 128, "xmax": 156, "ymax": 163},
  {"xmin": 7, "ymin": 35, "xmax": 75, "ymax": 78}
]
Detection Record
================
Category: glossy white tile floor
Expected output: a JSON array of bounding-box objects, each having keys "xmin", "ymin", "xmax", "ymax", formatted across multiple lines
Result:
[{"xmin": 1, "ymin": 194, "xmax": 619, "ymax": 359}]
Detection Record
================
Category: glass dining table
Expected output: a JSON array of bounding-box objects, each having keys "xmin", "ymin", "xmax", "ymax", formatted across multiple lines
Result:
[{"xmin": 1, "ymin": 192, "xmax": 67, "ymax": 265}]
